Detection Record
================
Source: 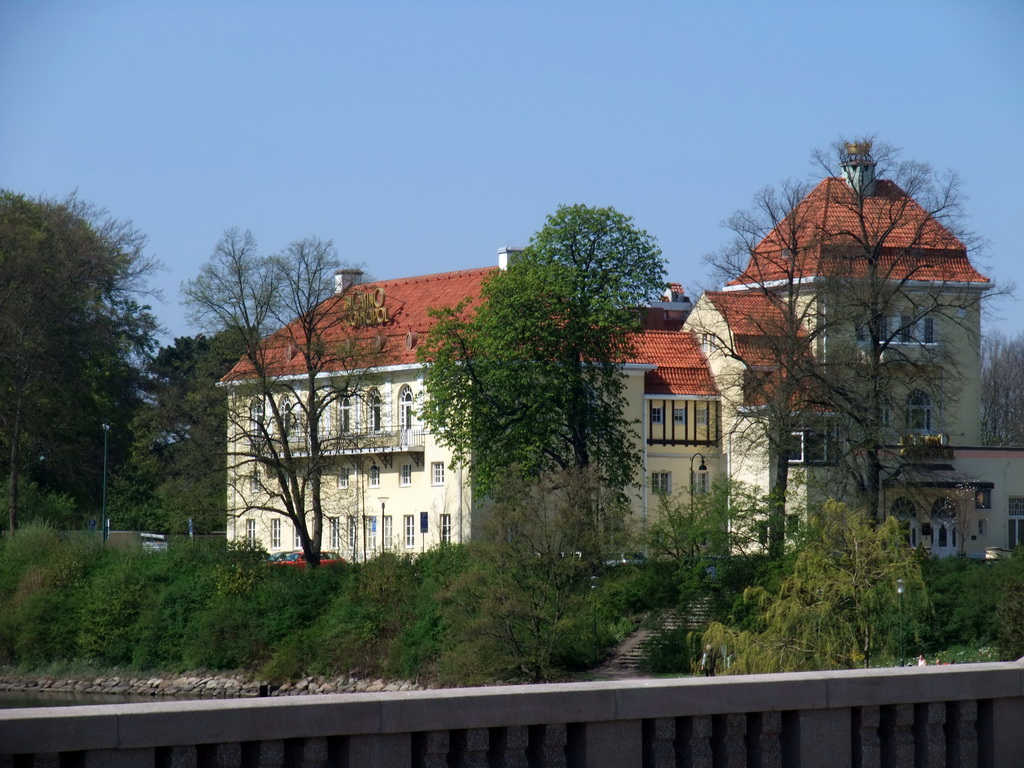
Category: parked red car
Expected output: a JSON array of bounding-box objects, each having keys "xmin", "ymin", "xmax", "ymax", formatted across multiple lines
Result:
[{"xmin": 268, "ymin": 551, "xmax": 346, "ymax": 568}]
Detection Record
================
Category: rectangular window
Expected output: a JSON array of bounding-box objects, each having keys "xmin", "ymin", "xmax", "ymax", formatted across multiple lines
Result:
[
  {"xmin": 404, "ymin": 515, "xmax": 415, "ymax": 548},
  {"xmin": 978, "ymin": 519, "xmax": 987, "ymax": 537},
  {"xmin": 697, "ymin": 403, "xmax": 709, "ymax": 427},
  {"xmin": 294, "ymin": 526, "xmax": 302, "ymax": 549},
  {"xmin": 651, "ymin": 406, "xmax": 663, "ymax": 425},
  {"xmin": 922, "ymin": 317, "xmax": 936, "ymax": 344},
  {"xmin": 339, "ymin": 397, "xmax": 352, "ymax": 433},
  {"xmin": 400, "ymin": 464, "xmax": 412, "ymax": 486},
  {"xmin": 338, "ymin": 467, "xmax": 350, "ymax": 490},
  {"xmin": 432, "ymin": 462, "xmax": 445, "ymax": 486},
  {"xmin": 250, "ymin": 468, "xmax": 260, "ymax": 494},
  {"xmin": 899, "ymin": 314, "xmax": 914, "ymax": 344},
  {"xmin": 347, "ymin": 515, "xmax": 357, "ymax": 552},
  {"xmin": 383, "ymin": 515, "xmax": 393, "ymax": 550},
  {"xmin": 673, "ymin": 406, "xmax": 686, "ymax": 425},
  {"xmin": 245, "ymin": 519, "xmax": 256, "ymax": 543},
  {"xmin": 271, "ymin": 518, "xmax": 281, "ymax": 549},
  {"xmin": 1010, "ymin": 497, "xmax": 1024, "ymax": 549},
  {"xmin": 690, "ymin": 470, "xmax": 709, "ymax": 494},
  {"xmin": 788, "ymin": 432, "xmax": 805, "ymax": 464},
  {"xmin": 329, "ymin": 517, "xmax": 340, "ymax": 550},
  {"xmin": 369, "ymin": 464, "xmax": 380, "ymax": 488},
  {"xmin": 976, "ymin": 489, "xmax": 992, "ymax": 509},
  {"xmin": 651, "ymin": 471, "xmax": 671, "ymax": 495},
  {"xmin": 368, "ymin": 516, "xmax": 377, "ymax": 552},
  {"xmin": 440, "ymin": 513, "xmax": 452, "ymax": 543}
]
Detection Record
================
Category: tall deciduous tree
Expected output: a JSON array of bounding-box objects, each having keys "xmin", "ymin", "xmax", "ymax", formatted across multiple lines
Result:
[
  {"xmin": 0, "ymin": 191, "xmax": 159, "ymax": 533},
  {"xmin": 109, "ymin": 332, "xmax": 242, "ymax": 534},
  {"xmin": 981, "ymin": 331, "xmax": 1024, "ymax": 446},
  {"xmin": 700, "ymin": 139, "xmax": 999, "ymax": 520},
  {"xmin": 420, "ymin": 204, "xmax": 665, "ymax": 497},
  {"xmin": 183, "ymin": 229, "xmax": 381, "ymax": 566}
]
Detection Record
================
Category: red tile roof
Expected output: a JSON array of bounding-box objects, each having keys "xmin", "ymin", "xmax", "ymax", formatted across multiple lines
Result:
[
  {"xmin": 225, "ymin": 267, "xmax": 719, "ymax": 399},
  {"xmin": 630, "ymin": 331, "xmax": 718, "ymax": 396},
  {"xmin": 700, "ymin": 291, "xmax": 812, "ymax": 369},
  {"xmin": 728, "ymin": 178, "xmax": 989, "ymax": 287},
  {"xmin": 223, "ymin": 267, "xmax": 498, "ymax": 381}
]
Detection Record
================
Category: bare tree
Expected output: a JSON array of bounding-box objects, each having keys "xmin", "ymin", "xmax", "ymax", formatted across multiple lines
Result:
[
  {"xmin": 697, "ymin": 138, "xmax": 1002, "ymax": 521},
  {"xmin": 183, "ymin": 229, "xmax": 383, "ymax": 566},
  {"xmin": 981, "ymin": 331, "xmax": 1024, "ymax": 446}
]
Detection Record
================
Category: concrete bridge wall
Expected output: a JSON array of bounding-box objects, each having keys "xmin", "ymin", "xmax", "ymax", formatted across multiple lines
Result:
[{"xmin": 3, "ymin": 662, "xmax": 1024, "ymax": 767}]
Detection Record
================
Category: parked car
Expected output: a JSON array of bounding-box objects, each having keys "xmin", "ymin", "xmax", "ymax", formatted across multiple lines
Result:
[
  {"xmin": 269, "ymin": 551, "xmax": 345, "ymax": 568},
  {"xmin": 604, "ymin": 552, "xmax": 648, "ymax": 567}
]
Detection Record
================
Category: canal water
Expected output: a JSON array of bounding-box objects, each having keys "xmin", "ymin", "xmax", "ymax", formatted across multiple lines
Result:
[{"xmin": 0, "ymin": 690, "xmax": 191, "ymax": 708}]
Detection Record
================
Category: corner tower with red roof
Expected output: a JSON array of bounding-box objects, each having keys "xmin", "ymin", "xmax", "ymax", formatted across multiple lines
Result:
[{"xmin": 685, "ymin": 141, "xmax": 1004, "ymax": 558}]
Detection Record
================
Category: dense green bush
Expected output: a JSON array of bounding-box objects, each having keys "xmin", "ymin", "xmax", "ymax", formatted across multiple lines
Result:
[{"xmin": 4, "ymin": 521, "xmax": 1023, "ymax": 682}]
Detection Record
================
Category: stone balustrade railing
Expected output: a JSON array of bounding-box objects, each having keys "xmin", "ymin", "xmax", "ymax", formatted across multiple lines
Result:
[{"xmin": 3, "ymin": 661, "xmax": 1024, "ymax": 767}]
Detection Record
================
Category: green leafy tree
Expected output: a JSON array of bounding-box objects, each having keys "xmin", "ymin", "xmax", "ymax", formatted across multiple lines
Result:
[
  {"xmin": 420, "ymin": 204, "xmax": 665, "ymax": 496},
  {"xmin": 0, "ymin": 191, "xmax": 159, "ymax": 533},
  {"xmin": 441, "ymin": 468, "xmax": 627, "ymax": 683},
  {"xmin": 704, "ymin": 500, "xmax": 927, "ymax": 672},
  {"xmin": 109, "ymin": 332, "xmax": 241, "ymax": 534}
]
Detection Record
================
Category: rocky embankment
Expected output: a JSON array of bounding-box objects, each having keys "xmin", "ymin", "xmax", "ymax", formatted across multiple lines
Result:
[{"xmin": 0, "ymin": 671, "xmax": 425, "ymax": 700}]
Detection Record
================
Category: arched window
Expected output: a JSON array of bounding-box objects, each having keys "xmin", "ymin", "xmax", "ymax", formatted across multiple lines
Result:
[
  {"xmin": 931, "ymin": 497, "xmax": 955, "ymax": 522},
  {"xmin": 398, "ymin": 386, "xmax": 414, "ymax": 430},
  {"xmin": 890, "ymin": 497, "xmax": 917, "ymax": 520},
  {"xmin": 906, "ymin": 390, "xmax": 932, "ymax": 432},
  {"xmin": 891, "ymin": 497, "xmax": 918, "ymax": 547},
  {"xmin": 368, "ymin": 389, "xmax": 382, "ymax": 433},
  {"xmin": 283, "ymin": 399, "xmax": 305, "ymax": 442}
]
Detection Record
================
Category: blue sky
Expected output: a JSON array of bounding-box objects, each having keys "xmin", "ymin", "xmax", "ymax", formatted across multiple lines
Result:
[{"xmin": 2, "ymin": 0, "xmax": 1022, "ymax": 343}]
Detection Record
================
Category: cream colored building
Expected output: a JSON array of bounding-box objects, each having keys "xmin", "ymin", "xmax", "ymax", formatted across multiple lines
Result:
[
  {"xmin": 224, "ymin": 145, "xmax": 1018, "ymax": 561},
  {"xmin": 682, "ymin": 144, "xmax": 1013, "ymax": 558}
]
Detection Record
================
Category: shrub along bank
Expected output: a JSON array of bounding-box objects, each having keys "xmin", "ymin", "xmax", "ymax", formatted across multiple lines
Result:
[{"xmin": 2, "ymin": 522, "xmax": 1023, "ymax": 685}]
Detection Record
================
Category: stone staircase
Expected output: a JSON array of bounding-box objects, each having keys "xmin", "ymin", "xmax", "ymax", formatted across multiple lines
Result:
[{"xmin": 595, "ymin": 598, "xmax": 713, "ymax": 676}]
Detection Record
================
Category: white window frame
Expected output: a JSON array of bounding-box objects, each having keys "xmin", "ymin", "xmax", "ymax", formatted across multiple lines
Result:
[
  {"xmin": 651, "ymin": 406, "xmax": 663, "ymax": 425},
  {"xmin": 673, "ymin": 406, "xmax": 686, "ymax": 426},
  {"xmin": 440, "ymin": 513, "xmax": 452, "ymax": 543},
  {"xmin": 338, "ymin": 467, "xmax": 350, "ymax": 490},
  {"xmin": 383, "ymin": 515, "xmax": 393, "ymax": 550},
  {"xmin": 294, "ymin": 526, "xmax": 302, "ymax": 549},
  {"xmin": 404, "ymin": 514, "xmax": 415, "ymax": 549},
  {"xmin": 369, "ymin": 464, "xmax": 381, "ymax": 488},
  {"xmin": 906, "ymin": 390, "xmax": 933, "ymax": 433},
  {"xmin": 347, "ymin": 515, "xmax": 357, "ymax": 553},
  {"xmin": 329, "ymin": 516, "xmax": 340, "ymax": 550},
  {"xmin": 1009, "ymin": 497, "xmax": 1024, "ymax": 549},
  {"xmin": 400, "ymin": 464, "xmax": 412, "ymax": 486},
  {"xmin": 432, "ymin": 462, "xmax": 445, "ymax": 486},
  {"xmin": 271, "ymin": 518, "xmax": 281, "ymax": 549},
  {"xmin": 245, "ymin": 518, "xmax": 256, "ymax": 543},
  {"xmin": 651, "ymin": 471, "xmax": 671, "ymax": 495},
  {"xmin": 368, "ymin": 389, "xmax": 382, "ymax": 433},
  {"xmin": 339, "ymin": 396, "xmax": 352, "ymax": 433},
  {"xmin": 690, "ymin": 469, "xmax": 710, "ymax": 494},
  {"xmin": 696, "ymin": 402, "xmax": 709, "ymax": 427},
  {"xmin": 399, "ymin": 385, "xmax": 414, "ymax": 430}
]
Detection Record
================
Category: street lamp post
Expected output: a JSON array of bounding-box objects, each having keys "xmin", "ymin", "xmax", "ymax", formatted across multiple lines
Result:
[
  {"xmin": 689, "ymin": 453, "xmax": 708, "ymax": 492},
  {"xmin": 101, "ymin": 423, "xmax": 110, "ymax": 541},
  {"xmin": 897, "ymin": 578, "xmax": 905, "ymax": 666}
]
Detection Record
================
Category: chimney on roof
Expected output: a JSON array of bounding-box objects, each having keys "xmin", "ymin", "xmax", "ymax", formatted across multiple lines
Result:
[
  {"xmin": 840, "ymin": 141, "xmax": 877, "ymax": 196},
  {"xmin": 498, "ymin": 247, "xmax": 523, "ymax": 270},
  {"xmin": 334, "ymin": 268, "xmax": 363, "ymax": 294}
]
